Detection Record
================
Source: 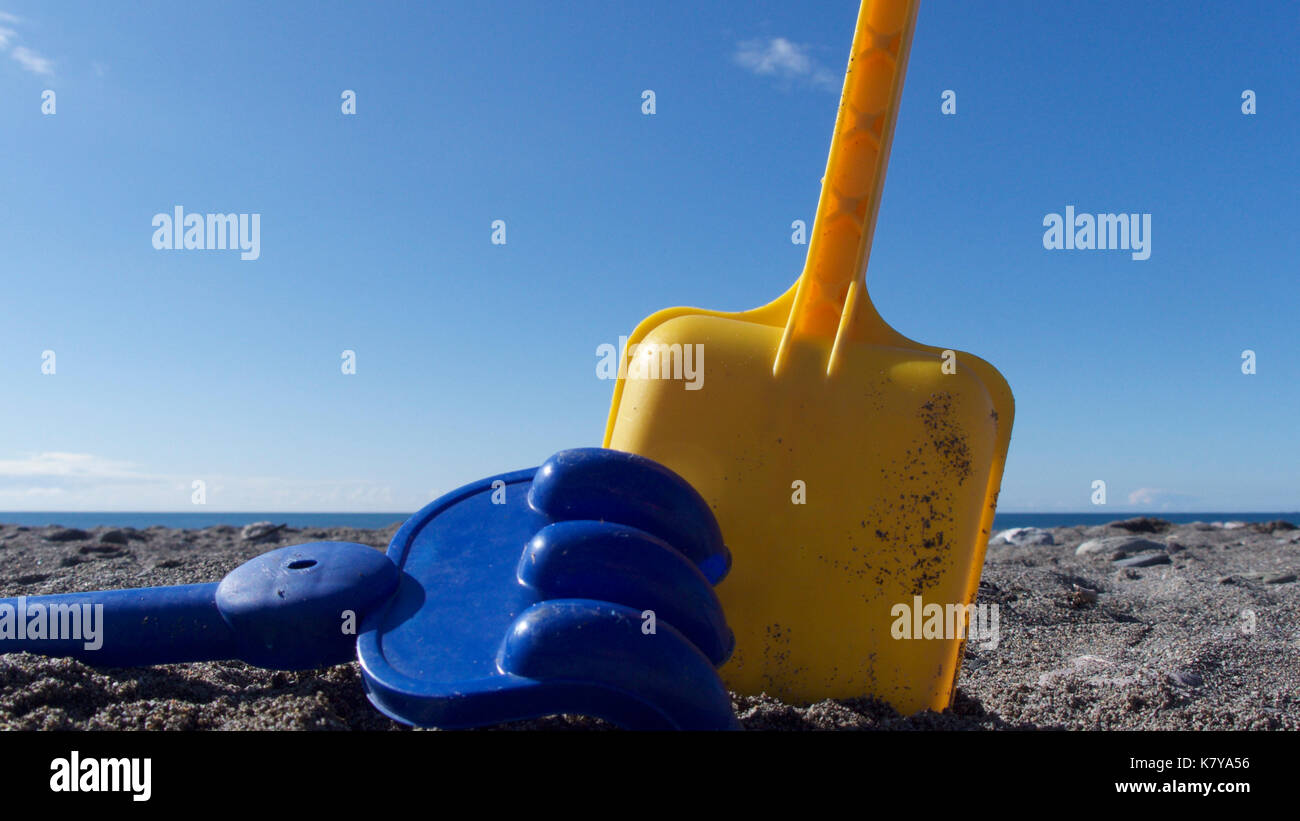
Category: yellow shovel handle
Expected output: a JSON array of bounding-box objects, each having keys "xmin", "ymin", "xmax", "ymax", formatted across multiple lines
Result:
[{"xmin": 775, "ymin": 0, "xmax": 919, "ymax": 373}]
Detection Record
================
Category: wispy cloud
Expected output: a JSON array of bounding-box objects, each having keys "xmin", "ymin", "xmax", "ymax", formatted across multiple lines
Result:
[
  {"xmin": 733, "ymin": 37, "xmax": 838, "ymax": 91},
  {"xmin": 0, "ymin": 452, "xmax": 396, "ymax": 512},
  {"xmin": 0, "ymin": 10, "xmax": 55, "ymax": 76},
  {"xmin": 11, "ymin": 44, "xmax": 52, "ymax": 74},
  {"xmin": 1127, "ymin": 487, "xmax": 1200, "ymax": 509},
  {"xmin": 0, "ymin": 452, "xmax": 155, "ymax": 480}
]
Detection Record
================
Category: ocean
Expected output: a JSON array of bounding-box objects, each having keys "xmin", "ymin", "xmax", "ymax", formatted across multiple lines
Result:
[{"xmin": 0, "ymin": 511, "xmax": 1295, "ymax": 531}]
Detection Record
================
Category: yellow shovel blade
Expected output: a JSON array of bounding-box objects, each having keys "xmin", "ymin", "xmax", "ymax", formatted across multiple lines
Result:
[{"xmin": 604, "ymin": 0, "xmax": 1013, "ymax": 713}]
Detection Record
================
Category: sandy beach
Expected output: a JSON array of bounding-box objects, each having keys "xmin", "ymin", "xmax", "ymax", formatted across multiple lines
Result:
[{"xmin": 1, "ymin": 517, "xmax": 1296, "ymax": 730}]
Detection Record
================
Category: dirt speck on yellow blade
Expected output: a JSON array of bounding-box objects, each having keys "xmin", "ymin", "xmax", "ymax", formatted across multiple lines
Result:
[{"xmin": 603, "ymin": 0, "xmax": 1013, "ymax": 713}]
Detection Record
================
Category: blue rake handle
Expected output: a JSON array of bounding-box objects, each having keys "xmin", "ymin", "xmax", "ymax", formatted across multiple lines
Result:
[{"xmin": 0, "ymin": 541, "xmax": 399, "ymax": 669}]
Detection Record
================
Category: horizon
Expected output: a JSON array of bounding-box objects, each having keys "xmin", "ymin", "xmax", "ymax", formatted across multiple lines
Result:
[
  {"xmin": 3, "ymin": 1, "xmax": 1297, "ymax": 513},
  {"xmin": 4, "ymin": 509, "xmax": 1296, "ymax": 541}
]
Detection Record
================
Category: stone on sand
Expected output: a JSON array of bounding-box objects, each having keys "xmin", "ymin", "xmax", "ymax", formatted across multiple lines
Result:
[
  {"xmin": 1107, "ymin": 517, "xmax": 1172, "ymax": 534},
  {"xmin": 991, "ymin": 527, "xmax": 1055, "ymax": 546},
  {"xmin": 1167, "ymin": 671, "xmax": 1204, "ymax": 688},
  {"xmin": 1113, "ymin": 552, "xmax": 1172, "ymax": 568},
  {"xmin": 43, "ymin": 527, "xmax": 90, "ymax": 543},
  {"xmin": 1251, "ymin": 520, "xmax": 1298, "ymax": 534},
  {"xmin": 240, "ymin": 522, "xmax": 286, "ymax": 542},
  {"xmin": 1075, "ymin": 535, "xmax": 1165, "ymax": 557}
]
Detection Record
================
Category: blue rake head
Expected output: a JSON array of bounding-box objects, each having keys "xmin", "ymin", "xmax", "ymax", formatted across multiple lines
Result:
[
  {"xmin": 0, "ymin": 449, "xmax": 739, "ymax": 731},
  {"xmin": 358, "ymin": 448, "xmax": 737, "ymax": 730}
]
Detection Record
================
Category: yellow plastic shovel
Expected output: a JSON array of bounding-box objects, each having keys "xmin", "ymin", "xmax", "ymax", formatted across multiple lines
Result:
[{"xmin": 603, "ymin": 0, "xmax": 1014, "ymax": 713}]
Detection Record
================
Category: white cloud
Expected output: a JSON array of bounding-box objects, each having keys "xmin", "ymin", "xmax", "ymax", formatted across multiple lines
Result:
[
  {"xmin": 0, "ymin": 11, "xmax": 56, "ymax": 76},
  {"xmin": 11, "ymin": 44, "xmax": 52, "ymax": 75},
  {"xmin": 0, "ymin": 452, "xmax": 152, "ymax": 480},
  {"xmin": 734, "ymin": 37, "xmax": 838, "ymax": 90},
  {"xmin": 1127, "ymin": 487, "xmax": 1199, "ymax": 509},
  {"xmin": 0, "ymin": 452, "xmax": 396, "ymax": 512},
  {"xmin": 736, "ymin": 37, "xmax": 811, "ymax": 75}
]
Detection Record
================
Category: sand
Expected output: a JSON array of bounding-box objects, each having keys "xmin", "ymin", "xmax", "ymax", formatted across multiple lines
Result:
[{"xmin": 1, "ymin": 517, "xmax": 1296, "ymax": 730}]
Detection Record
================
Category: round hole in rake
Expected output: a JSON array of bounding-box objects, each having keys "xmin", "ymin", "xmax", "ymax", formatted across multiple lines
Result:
[{"xmin": 287, "ymin": 559, "xmax": 317, "ymax": 570}]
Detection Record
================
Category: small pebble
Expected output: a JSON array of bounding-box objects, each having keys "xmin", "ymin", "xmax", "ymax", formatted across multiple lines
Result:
[
  {"xmin": 1168, "ymin": 671, "xmax": 1204, "ymax": 688},
  {"xmin": 43, "ymin": 527, "xmax": 90, "ymax": 543},
  {"xmin": 1069, "ymin": 584, "xmax": 1099, "ymax": 607},
  {"xmin": 991, "ymin": 527, "xmax": 1055, "ymax": 546},
  {"xmin": 240, "ymin": 522, "xmax": 286, "ymax": 542},
  {"xmin": 1076, "ymin": 536, "xmax": 1165, "ymax": 557},
  {"xmin": 1113, "ymin": 553, "xmax": 1171, "ymax": 568},
  {"xmin": 1107, "ymin": 517, "xmax": 1172, "ymax": 534}
]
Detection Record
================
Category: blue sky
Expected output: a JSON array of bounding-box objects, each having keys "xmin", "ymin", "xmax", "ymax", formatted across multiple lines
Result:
[{"xmin": 1, "ymin": 1, "xmax": 1296, "ymax": 513}]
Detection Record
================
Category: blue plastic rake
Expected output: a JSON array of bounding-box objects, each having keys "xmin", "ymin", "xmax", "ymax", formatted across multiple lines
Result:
[{"xmin": 0, "ymin": 449, "xmax": 739, "ymax": 730}]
